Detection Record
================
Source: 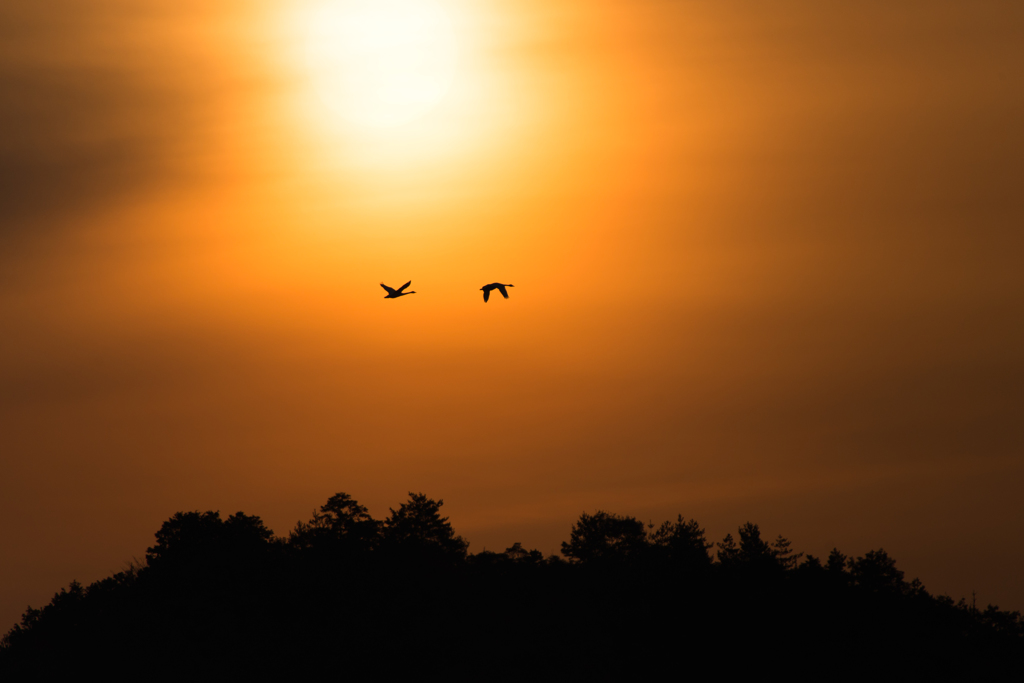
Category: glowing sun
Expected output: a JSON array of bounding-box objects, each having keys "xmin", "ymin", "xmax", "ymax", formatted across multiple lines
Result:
[{"xmin": 306, "ymin": 0, "xmax": 457, "ymax": 128}]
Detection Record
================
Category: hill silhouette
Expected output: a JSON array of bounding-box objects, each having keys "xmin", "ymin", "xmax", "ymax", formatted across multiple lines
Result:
[{"xmin": 2, "ymin": 492, "xmax": 1021, "ymax": 677}]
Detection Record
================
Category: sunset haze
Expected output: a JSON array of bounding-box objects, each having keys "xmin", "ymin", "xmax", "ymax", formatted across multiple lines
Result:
[{"xmin": 2, "ymin": 0, "xmax": 1023, "ymax": 631}]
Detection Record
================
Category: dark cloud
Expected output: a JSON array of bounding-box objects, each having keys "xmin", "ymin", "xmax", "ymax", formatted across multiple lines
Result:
[
  {"xmin": 1, "ymin": 71, "xmax": 178, "ymax": 226},
  {"xmin": 0, "ymin": 1, "xmax": 217, "ymax": 241}
]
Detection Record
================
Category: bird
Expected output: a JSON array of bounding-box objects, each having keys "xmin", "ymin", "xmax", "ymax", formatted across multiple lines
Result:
[
  {"xmin": 480, "ymin": 283, "xmax": 513, "ymax": 303},
  {"xmin": 380, "ymin": 281, "xmax": 416, "ymax": 298}
]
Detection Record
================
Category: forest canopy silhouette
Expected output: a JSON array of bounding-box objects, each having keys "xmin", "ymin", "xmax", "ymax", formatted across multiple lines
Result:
[{"xmin": 2, "ymin": 492, "xmax": 1021, "ymax": 676}]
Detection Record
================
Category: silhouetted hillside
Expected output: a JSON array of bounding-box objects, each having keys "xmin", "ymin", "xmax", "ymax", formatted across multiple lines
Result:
[{"xmin": 2, "ymin": 493, "xmax": 1022, "ymax": 678}]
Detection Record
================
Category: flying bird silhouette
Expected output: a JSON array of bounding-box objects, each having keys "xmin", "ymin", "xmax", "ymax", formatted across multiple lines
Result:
[
  {"xmin": 380, "ymin": 281, "xmax": 416, "ymax": 298},
  {"xmin": 481, "ymin": 283, "xmax": 514, "ymax": 303}
]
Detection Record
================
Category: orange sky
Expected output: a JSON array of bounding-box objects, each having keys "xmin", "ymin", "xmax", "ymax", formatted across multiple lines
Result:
[{"xmin": 3, "ymin": 0, "xmax": 1024, "ymax": 629}]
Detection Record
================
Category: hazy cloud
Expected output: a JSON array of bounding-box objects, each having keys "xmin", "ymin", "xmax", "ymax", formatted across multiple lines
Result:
[{"xmin": 0, "ymin": 1, "xmax": 228, "ymax": 240}]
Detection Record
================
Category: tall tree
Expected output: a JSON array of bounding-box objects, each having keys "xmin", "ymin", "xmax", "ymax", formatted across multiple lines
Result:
[
  {"xmin": 848, "ymin": 549, "xmax": 910, "ymax": 595},
  {"xmin": 146, "ymin": 511, "xmax": 273, "ymax": 570},
  {"xmin": 648, "ymin": 516, "xmax": 713, "ymax": 570},
  {"xmin": 718, "ymin": 523, "xmax": 793, "ymax": 573},
  {"xmin": 561, "ymin": 511, "xmax": 647, "ymax": 563},
  {"xmin": 771, "ymin": 534, "xmax": 803, "ymax": 570},
  {"xmin": 383, "ymin": 492, "xmax": 469, "ymax": 560},
  {"xmin": 737, "ymin": 524, "xmax": 774, "ymax": 573},
  {"xmin": 289, "ymin": 492, "xmax": 382, "ymax": 553},
  {"xmin": 826, "ymin": 548, "xmax": 847, "ymax": 574},
  {"xmin": 717, "ymin": 533, "xmax": 739, "ymax": 566}
]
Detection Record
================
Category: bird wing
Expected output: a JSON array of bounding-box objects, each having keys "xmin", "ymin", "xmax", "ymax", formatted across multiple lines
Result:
[
  {"xmin": 396, "ymin": 280, "xmax": 412, "ymax": 293},
  {"xmin": 497, "ymin": 285, "xmax": 510, "ymax": 299},
  {"xmin": 483, "ymin": 288, "xmax": 490, "ymax": 303},
  {"xmin": 380, "ymin": 283, "xmax": 397, "ymax": 295}
]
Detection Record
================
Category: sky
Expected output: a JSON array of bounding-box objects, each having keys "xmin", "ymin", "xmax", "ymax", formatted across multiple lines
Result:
[{"xmin": 2, "ymin": 0, "xmax": 1023, "ymax": 629}]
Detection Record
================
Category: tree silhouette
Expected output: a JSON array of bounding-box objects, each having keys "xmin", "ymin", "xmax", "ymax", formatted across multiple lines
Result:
[
  {"xmin": 848, "ymin": 549, "xmax": 912, "ymax": 595},
  {"xmin": 736, "ymin": 522, "xmax": 775, "ymax": 567},
  {"xmin": 3, "ymin": 492, "xmax": 1023, "ymax": 678},
  {"xmin": 717, "ymin": 532, "xmax": 739, "ymax": 565},
  {"xmin": 383, "ymin": 492, "xmax": 468, "ymax": 560},
  {"xmin": 648, "ymin": 515, "xmax": 713, "ymax": 571},
  {"xmin": 560, "ymin": 510, "xmax": 647, "ymax": 563},
  {"xmin": 146, "ymin": 510, "xmax": 274, "ymax": 570},
  {"xmin": 504, "ymin": 542, "xmax": 544, "ymax": 564},
  {"xmin": 716, "ymin": 522, "xmax": 801, "ymax": 574},
  {"xmin": 289, "ymin": 492, "xmax": 382, "ymax": 554},
  {"xmin": 827, "ymin": 548, "xmax": 848, "ymax": 574},
  {"xmin": 771, "ymin": 534, "xmax": 803, "ymax": 570}
]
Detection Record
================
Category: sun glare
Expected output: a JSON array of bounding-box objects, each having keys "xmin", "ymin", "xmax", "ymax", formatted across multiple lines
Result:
[{"xmin": 306, "ymin": 0, "xmax": 457, "ymax": 128}]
